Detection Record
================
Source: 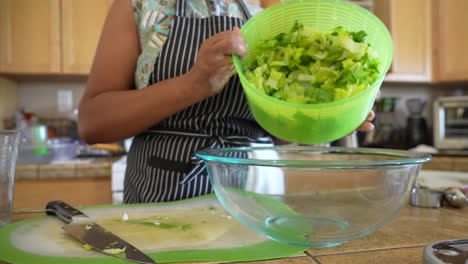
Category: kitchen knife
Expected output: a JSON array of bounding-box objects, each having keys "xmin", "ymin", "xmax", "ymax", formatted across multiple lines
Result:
[{"xmin": 46, "ymin": 201, "xmax": 156, "ymax": 264}]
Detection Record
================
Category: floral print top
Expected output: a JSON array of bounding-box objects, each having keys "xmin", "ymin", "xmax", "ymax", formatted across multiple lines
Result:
[{"xmin": 132, "ymin": 0, "xmax": 263, "ymax": 89}]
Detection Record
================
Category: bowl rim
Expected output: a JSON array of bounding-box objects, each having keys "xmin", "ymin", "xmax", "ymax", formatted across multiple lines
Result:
[{"xmin": 195, "ymin": 146, "xmax": 432, "ymax": 168}]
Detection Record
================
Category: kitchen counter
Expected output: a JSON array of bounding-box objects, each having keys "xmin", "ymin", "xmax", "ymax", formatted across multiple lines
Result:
[
  {"xmin": 7, "ymin": 156, "xmax": 468, "ymax": 263},
  {"xmin": 5, "ymin": 203, "xmax": 468, "ymax": 264},
  {"xmin": 15, "ymin": 156, "xmax": 121, "ymax": 180},
  {"xmin": 423, "ymin": 155, "xmax": 468, "ymax": 172},
  {"xmin": 12, "ymin": 157, "xmax": 118, "ymax": 210},
  {"xmin": 13, "ymin": 154, "xmax": 468, "ymax": 182}
]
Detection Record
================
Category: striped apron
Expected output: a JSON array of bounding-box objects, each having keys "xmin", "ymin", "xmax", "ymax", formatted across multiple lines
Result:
[{"xmin": 124, "ymin": 0, "xmax": 270, "ymax": 203}]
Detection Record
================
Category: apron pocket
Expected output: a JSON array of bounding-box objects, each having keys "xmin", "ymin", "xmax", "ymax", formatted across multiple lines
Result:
[{"xmin": 148, "ymin": 156, "xmax": 194, "ymax": 174}]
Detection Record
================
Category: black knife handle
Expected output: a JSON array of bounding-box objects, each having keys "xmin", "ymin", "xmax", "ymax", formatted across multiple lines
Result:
[{"xmin": 45, "ymin": 201, "xmax": 87, "ymax": 223}]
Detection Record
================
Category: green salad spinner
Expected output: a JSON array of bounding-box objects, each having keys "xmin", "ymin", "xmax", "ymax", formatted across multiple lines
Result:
[{"xmin": 234, "ymin": 0, "xmax": 393, "ymax": 144}]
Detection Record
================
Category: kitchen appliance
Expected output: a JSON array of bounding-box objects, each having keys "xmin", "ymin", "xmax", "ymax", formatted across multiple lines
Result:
[
  {"xmin": 406, "ymin": 98, "xmax": 428, "ymax": 148},
  {"xmin": 360, "ymin": 97, "xmax": 405, "ymax": 149},
  {"xmin": 410, "ymin": 186, "xmax": 468, "ymax": 209},
  {"xmin": 434, "ymin": 96, "xmax": 468, "ymax": 150},
  {"xmin": 45, "ymin": 201, "xmax": 156, "ymax": 264},
  {"xmin": 410, "ymin": 186, "xmax": 444, "ymax": 208},
  {"xmin": 424, "ymin": 238, "xmax": 468, "ymax": 264}
]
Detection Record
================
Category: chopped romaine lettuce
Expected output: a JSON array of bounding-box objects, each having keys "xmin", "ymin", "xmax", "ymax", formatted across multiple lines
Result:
[
  {"xmin": 244, "ymin": 22, "xmax": 380, "ymax": 104},
  {"xmin": 123, "ymin": 220, "xmax": 192, "ymax": 231},
  {"xmin": 83, "ymin": 244, "xmax": 93, "ymax": 251},
  {"xmin": 103, "ymin": 247, "xmax": 126, "ymax": 255}
]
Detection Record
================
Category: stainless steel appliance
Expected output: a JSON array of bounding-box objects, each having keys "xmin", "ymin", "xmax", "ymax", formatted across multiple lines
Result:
[
  {"xmin": 406, "ymin": 98, "xmax": 428, "ymax": 148},
  {"xmin": 433, "ymin": 96, "xmax": 468, "ymax": 150}
]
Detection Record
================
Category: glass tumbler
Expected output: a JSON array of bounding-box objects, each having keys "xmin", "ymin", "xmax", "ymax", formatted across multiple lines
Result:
[{"xmin": 0, "ymin": 130, "xmax": 21, "ymax": 227}]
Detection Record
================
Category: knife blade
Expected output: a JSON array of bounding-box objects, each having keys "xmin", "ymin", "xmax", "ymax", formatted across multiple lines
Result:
[{"xmin": 45, "ymin": 201, "xmax": 156, "ymax": 264}]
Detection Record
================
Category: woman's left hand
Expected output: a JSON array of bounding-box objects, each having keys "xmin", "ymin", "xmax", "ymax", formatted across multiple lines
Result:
[
  {"xmin": 355, "ymin": 90, "xmax": 380, "ymax": 132},
  {"xmin": 355, "ymin": 110, "xmax": 375, "ymax": 132}
]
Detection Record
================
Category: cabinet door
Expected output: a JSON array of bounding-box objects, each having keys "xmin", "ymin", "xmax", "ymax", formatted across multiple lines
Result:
[
  {"xmin": 0, "ymin": 77, "xmax": 17, "ymax": 129},
  {"xmin": 61, "ymin": 0, "xmax": 113, "ymax": 74},
  {"xmin": 0, "ymin": 0, "xmax": 61, "ymax": 74},
  {"xmin": 434, "ymin": 0, "xmax": 468, "ymax": 82},
  {"xmin": 374, "ymin": 0, "xmax": 433, "ymax": 82}
]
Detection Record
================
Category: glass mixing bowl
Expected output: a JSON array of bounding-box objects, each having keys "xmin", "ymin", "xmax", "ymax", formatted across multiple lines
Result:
[{"xmin": 196, "ymin": 146, "xmax": 431, "ymax": 247}]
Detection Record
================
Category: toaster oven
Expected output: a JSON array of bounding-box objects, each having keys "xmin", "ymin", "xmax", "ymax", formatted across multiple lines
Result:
[{"xmin": 433, "ymin": 96, "xmax": 468, "ymax": 150}]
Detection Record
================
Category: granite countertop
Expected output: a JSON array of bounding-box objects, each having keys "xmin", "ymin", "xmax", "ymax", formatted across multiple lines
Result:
[
  {"xmin": 6, "ymin": 204, "xmax": 468, "ymax": 264},
  {"xmin": 15, "ymin": 156, "xmax": 122, "ymax": 180},
  {"xmin": 14, "ymin": 154, "xmax": 468, "ymax": 181},
  {"xmin": 8, "ymin": 154, "xmax": 468, "ymax": 263},
  {"xmin": 15, "ymin": 155, "xmax": 468, "ymax": 183},
  {"xmin": 423, "ymin": 155, "xmax": 468, "ymax": 172}
]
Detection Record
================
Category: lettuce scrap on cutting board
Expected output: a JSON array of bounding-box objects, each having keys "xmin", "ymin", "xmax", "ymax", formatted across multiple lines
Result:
[{"xmin": 244, "ymin": 21, "xmax": 381, "ymax": 104}]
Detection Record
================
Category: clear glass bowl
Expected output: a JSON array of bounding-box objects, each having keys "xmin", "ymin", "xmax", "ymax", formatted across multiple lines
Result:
[{"xmin": 196, "ymin": 146, "xmax": 431, "ymax": 247}]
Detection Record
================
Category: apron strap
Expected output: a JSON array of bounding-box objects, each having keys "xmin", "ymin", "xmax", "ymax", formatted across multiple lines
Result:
[
  {"xmin": 145, "ymin": 130, "xmax": 272, "ymax": 185},
  {"xmin": 176, "ymin": 0, "xmax": 251, "ymax": 19},
  {"xmin": 237, "ymin": 0, "xmax": 252, "ymax": 20},
  {"xmin": 175, "ymin": 0, "xmax": 186, "ymax": 17},
  {"xmin": 180, "ymin": 135, "xmax": 271, "ymax": 184}
]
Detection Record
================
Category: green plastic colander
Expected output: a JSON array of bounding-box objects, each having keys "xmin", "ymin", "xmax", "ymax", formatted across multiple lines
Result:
[{"xmin": 234, "ymin": 0, "xmax": 393, "ymax": 144}]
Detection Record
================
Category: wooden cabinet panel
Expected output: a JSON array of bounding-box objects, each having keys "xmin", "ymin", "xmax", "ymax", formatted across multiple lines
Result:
[
  {"xmin": 14, "ymin": 178, "xmax": 112, "ymax": 210},
  {"xmin": 0, "ymin": 77, "xmax": 17, "ymax": 129},
  {"xmin": 61, "ymin": 0, "xmax": 113, "ymax": 74},
  {"xmin": 376, "ymin": 0, "xmax": 468, "ymax": 83},
  {"xmin": 376, "ymin": 0, "xmax": 433, "ymax": 82},
  {"xmin": 0, "ymin": 0, "xmax": 61, "ymax": 74},
  {"xmin": 434, "ymin": 0, "xmax": 468, "ymax": 82}
]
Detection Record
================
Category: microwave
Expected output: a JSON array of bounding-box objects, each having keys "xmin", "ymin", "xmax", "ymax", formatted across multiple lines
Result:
[{"xmin": 433, "ymin": 96, "xmax": 468, "ymax": 150}]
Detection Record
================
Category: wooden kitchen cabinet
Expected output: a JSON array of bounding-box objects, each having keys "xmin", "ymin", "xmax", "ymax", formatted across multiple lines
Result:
[
  {"xmin": 0, "ymin": 0, "xmax": 61, "ymax": 74},
  {"xmin": 61, "ymin": 0, "xmax": 114, "ymax": 74},
  {"xmin": 433, "ymin": 0, "xmax": 468, "ymax": 82},
  {"xmin": 0, "ymin": 0, "xmax": 112, "ymax": 75},
  {"xmin": 0, "ymin": 77, "xmax": 17, "ymax": 129},
  {"xmin": 14, "ymin": 178, "xmax": 112, "ymax": 210},
  {"xmin": 375, "ymin": 0, "xmax": 468, "ymax": 83}
]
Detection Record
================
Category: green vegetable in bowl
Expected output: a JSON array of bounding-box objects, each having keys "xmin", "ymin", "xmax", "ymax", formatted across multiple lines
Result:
[{"xmin": 244, "ymin": 21, "xmax": 381, "ymax": 104}]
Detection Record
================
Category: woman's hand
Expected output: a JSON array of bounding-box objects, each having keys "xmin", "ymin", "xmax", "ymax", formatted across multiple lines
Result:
[
  {"xmin": 355, "ymin": 90, "xmax": 381, "ymax": 132},
  {"xmin": 355, "ymin": 110, "xmax": 375, "ymax": 132},
  {"xmin": 188, "ymin": 27, "xmax": 247, "ymax": 96}
]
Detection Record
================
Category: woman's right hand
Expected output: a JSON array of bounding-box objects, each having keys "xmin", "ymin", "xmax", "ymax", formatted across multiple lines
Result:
[{"xmin": 188, "ymin": 27, "xmax": 248, "ymax": 96}]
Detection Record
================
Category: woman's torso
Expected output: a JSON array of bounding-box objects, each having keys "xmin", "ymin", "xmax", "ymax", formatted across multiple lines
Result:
[
  {"xmin": 132, "ymin": 0, "xmax": 263, "ymax": 89},
  {"xmin": 124, "ymin": 0, "xmax": 268, "ymax": 203}
]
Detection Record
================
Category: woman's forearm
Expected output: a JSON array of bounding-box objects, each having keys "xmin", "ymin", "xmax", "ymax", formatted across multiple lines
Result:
[{"xmin": 78, "ymin": 71, "xmax": 209, "ymax": 144}]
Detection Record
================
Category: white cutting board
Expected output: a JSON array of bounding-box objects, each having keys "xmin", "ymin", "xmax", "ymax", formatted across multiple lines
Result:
[{"xmin": 0, "ymin": 194, "xmax": 307, "ymax": 264}]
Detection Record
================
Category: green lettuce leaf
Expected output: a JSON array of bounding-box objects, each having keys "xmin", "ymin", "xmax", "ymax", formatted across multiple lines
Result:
[{"xmin": 244, "ymin": 22, "xmax": 380, "ymax": 104}]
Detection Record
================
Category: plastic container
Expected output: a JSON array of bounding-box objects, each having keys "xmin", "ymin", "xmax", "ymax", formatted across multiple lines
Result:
[
  {"xmin": 17, "ymin": 138, "xmax": 78, "ymax": 164},
  {"xmin": 234, "ymin": 0, "xmax": 394, "ymax": 144}
]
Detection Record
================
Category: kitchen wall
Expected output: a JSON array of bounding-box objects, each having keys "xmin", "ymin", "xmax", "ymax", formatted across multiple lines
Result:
[
  {"xmin": 379, "ymin": 83, "xmax": 467, "ymax": 128},
  {"xmin": 2, "ymin": 78, "xmax": 464, "ymax": 150},
  {"xmin": 17, "ymin": 81, "xmax": 85, "ymax": 119},
  {"xmin": 14, "ymin": 80, "xmax": 467, "ymax": 126}
]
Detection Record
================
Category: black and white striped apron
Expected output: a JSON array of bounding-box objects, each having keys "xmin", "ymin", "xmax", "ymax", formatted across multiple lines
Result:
[{"xmin": 124, "ymin": 0, "xmax": 270, "ymax": 203}]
